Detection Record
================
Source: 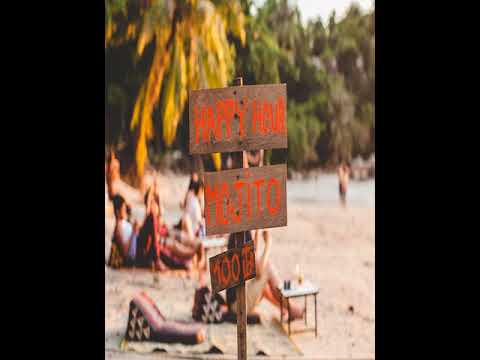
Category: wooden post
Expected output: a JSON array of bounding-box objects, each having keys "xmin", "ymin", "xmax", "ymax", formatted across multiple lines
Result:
[
  {"xmin": 230, "ymin": 76, "xmax": 247, "ymax": 360},
  {"xmin": 189, "ymin": 77, "xmax": 288, "ymax": 359}
]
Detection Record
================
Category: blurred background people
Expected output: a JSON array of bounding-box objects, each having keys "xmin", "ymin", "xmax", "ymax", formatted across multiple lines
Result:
[
  {"xmin": 338, "ymin": 162, "xmax": 350, "ymax": 207},
  {"xmin": 109, "ymin": 194, "xmax": 139, "ymax": 267}
]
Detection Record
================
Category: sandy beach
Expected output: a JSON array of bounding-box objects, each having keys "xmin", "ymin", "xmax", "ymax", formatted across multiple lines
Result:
[{"xmin": 105, "ymin": 172, "xmax": 375, "ymax": 359}]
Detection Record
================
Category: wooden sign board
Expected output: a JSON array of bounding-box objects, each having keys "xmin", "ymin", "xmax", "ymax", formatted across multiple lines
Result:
[
  {"xmin": 203, "ymin": 164, "xmax": 287, "ymax": 236},
  {"xmin": 209, "ymin": 241, "xmax": 256, "ymax": 293},
  {"xmin": 189, "ymin": 84, "xmax": 287, "ymax": 154}
]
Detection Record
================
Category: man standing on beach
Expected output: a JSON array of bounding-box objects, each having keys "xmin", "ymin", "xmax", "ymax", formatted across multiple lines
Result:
[{"xmin": 338, "ymin": 162, "xmax": 350, "ymax": 207}]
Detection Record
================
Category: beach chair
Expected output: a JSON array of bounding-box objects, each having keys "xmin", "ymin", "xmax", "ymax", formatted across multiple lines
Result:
[{"xmin": 125, "ymin": 291, "xmax": 206, "ymax": 345}]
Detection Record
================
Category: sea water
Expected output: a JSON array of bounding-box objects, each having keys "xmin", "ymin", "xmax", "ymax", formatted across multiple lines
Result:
[
  {"xmin": 127, "ymin": 173, "xmax": 375, "ymax": 227},
  {"xmin": 287, "ymin": 174, "xmax": 375, "ymax": 208}
]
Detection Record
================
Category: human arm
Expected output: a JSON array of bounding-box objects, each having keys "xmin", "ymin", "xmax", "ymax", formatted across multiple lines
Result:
[{"xmin": 194, "ymin": 196, "xmax": 202, "ymax": 230}]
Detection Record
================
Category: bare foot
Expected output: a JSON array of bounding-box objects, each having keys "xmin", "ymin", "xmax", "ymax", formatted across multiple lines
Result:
[{"xmin": 155, "ymin": 259, "xmax": 168, "ymax": 271}]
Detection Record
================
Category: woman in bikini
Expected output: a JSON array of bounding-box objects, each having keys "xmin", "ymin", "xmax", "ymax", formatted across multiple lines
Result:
[{"xmin": 138, "ymin": 185, "xmax": 205, "ymax": 274}]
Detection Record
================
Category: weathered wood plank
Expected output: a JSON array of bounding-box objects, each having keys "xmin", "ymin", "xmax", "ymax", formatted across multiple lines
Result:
[
  {"xmin": 189, "ymin": 84, "xmax": 287, "ymax": 154},
  {"xmin": 209, "ymin": 241, "xmax": 256, "ymax": 294},
  {"xmin": 229, "ymin": 78, "xmax": 249, "ymax": 360},
  {"xmin": 203, "ymin": 164, "xmax": 288, "ymax": 236}
]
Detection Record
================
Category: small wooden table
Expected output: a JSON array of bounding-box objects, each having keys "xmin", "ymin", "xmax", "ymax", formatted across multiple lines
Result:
[{"xmin": 278, "ymin": 280, "xmax": 319, "ymax": 337}]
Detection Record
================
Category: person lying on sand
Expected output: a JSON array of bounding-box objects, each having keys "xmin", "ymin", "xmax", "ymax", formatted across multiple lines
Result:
[
  {"xmin": 110, "ymin": 194, "xmax": 139, "ymax": 267},
  {"xmin": 160, "ymin": 215, "xmax": 206, "ymax": 280},
  {"xmin": 227, "ymin": 230, "xmax": 304, "ymax": 320},
  {"xmin": 137, "ymin": 185, "xmax": 206, "ymax": 275}
]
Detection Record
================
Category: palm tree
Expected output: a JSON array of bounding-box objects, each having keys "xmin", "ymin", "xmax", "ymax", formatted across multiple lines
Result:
[{"xmin": 106, "ymin": 0, "xmax": 246, "ymax": 182}]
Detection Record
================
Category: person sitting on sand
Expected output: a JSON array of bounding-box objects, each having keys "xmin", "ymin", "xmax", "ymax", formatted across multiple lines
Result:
[
  {"xmin": 109, "ymin": 194, "xmax": 139, "ymax": 267},
  {"xmin": 136, "ymin": 186, "xmax": 165, "ymax": 270},
  {"xmin": 227, "ymin": 230, "xmax": 304, "ymax": 320},
  {"xmin": 160, "ymin": 215, "xmax": 206, "ymax": 277},
  {"xmin": 180, "ymin": 172, "xmax": 200, "ymax": 210},
  {"xmin": 137, "ymin": 185, "xmax": 206, "ymax": 274},
  {"xmin": 338, "ymin": 162, "xmax": 350, "ymax": 207},
  {"xmin": 167, "ymin": 179, "xmax": 207, "ymax": 273},
  {"xmin": 183, "ymin": 179, "xmax": 205, "ymax": 238}
]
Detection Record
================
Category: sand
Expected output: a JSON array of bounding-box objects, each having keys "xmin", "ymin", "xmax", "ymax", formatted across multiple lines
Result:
[{"xmin": 105, "ymin": 172, "xmax": 375, "ymax": 359}]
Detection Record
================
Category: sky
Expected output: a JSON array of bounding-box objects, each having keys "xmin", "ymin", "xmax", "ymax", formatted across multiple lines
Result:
[
  {"xmin": 255, "ymin": 0, "xmax": 374, "ymax": 25},
  {"xmin": 296, "ymin": 0, "xmax": 374, "ymax": 24}
]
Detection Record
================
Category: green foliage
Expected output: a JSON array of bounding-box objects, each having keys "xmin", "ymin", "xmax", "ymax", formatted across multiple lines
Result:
[
  {"xmin": 106, "ymin": 0, "xmax": 246, "ymax": 177},
  {"xmin": 105, "ymin": 0, "xmax": 375, "ymax": 173},
  {"xmin": 287, "ymin": 100, "xmax": 324, "ymax": 170}
]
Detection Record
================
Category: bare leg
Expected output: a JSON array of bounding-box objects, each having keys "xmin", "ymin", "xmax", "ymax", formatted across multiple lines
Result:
[
  {"xmin": 154, "ymin": 257, "xmax": 168, "ymax": 272},
  {"xmin": 168, "ymin": 235, "xmax": 206, "ymax": 281},
  {"xmin": 265, "ymin": 262, "xmax": 282, "ymax": 290},
  {"xmin": 169, "ymin": 241, "xmax": 197, "ymax": 259},
  {"xmin": 180, "ymin": 215, "xmax": 198, "ymax": 247},
  {"xmin": 263, "ymin": 283, "xmax": 281, "ymax": 307},
  {"xmin": 263, "ymin": 283, "xmax": 287, "ymax": 318},
  {"xmin": 178, "ymin": 215, "xmax": 205, "ymax": 269},
  {"xmin": 264, "ymin": 262, "xmax": 304, "ymax": 320},
  {"xmin": 196, "ymin": 243, "xmax": 206, "ymax": 270}
]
